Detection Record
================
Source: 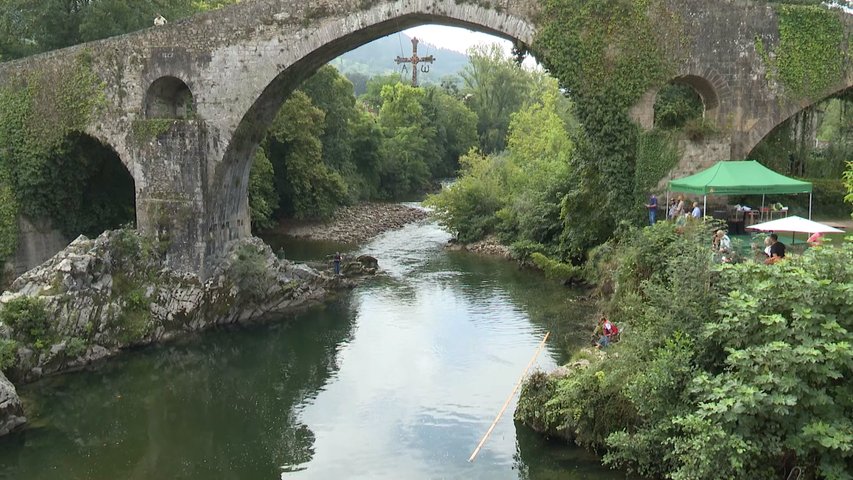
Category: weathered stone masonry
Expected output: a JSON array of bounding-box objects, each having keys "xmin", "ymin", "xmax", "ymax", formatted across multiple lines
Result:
[{"xmin": 0, "ymin": 0, "xmax": 849, "ymax": 276}]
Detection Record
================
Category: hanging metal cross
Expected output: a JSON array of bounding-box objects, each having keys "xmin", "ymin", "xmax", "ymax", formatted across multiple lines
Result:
[{"xmin": 395, "ymin": 37, "xmax": 435, "ymax": 87}]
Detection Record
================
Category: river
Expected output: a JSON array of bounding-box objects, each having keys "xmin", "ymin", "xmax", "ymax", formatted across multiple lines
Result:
[{"xmin": 0, "ymin": 216, "xmax": 625, "ymax": 479}]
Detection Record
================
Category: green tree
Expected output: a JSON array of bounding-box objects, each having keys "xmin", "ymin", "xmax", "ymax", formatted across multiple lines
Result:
[
  {"xmin": 264, "ymin": 91, "xmax": 347, "ymax": 219},
  {"xmin": 348, "ymin": 107, "xmax": 384, "ymax": 199},
  {"xmin": 461, "ymin": 44, "xmax": 534, "ymax": 154},
  {"xmin": 376, "ymin": 83, "xmax": 438, "ymax": 197},
  {"xmin": 361, "ymin": 74, "xmax": 402, "ymax": 112},
  {"xmin": 497, "ymin": 88, "xmax": 573, "ymax": 248},
  {"xmin": 425, "ymin": 150, "xmax": 506, "ymax": 242},
  {"xmin": 427, "ymin": 80, "xmax": 575, "ymax": 250},
  {"xmin": 248, "ymin": 149, "xmax": 279, "ymax": 230},
  {"xmin": 518, "ymin": 222, "xmax": 853, "ymax": 479},
  {"xmin": 844, "ymin": 160, "xmax": 853, "ymax": 216},
  {"xmin": 420, "ymin": 86, "xmax": 478, "ymax": 178},
  {"xmin": 301, "ymin": 66, "xmax": 358, "ymax": 174}
]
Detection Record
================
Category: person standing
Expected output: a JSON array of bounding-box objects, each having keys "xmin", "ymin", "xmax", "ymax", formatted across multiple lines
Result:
[
  {"xmin": 333, "ymin": 252, "xmax": 342, "ymax": 275},
  {"xmin": 645, "ymin": 194, "xmax": 658, "ymax": 225},
  {"xmin": 691, "ymin": 202, "xmax": 702, "ymax": 219},
  {"xmin": 674, "ymin": 195, "xmax": 686, "ymax": 217}
]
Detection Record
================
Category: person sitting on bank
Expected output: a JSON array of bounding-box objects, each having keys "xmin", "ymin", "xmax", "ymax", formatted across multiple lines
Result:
[
  {"xmin": 765, "ymin": 233, "xmax": 786, "ymax": 264},
  {"xmin": 595, "ymin": 314, "xmax": 618, "ymax": 349}
]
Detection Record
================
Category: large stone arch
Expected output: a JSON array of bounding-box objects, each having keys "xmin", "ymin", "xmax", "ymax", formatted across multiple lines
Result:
[
  {"xmin": 202, "ymin": 1, "xmax": 538, "ymax": 257},
  {"xmin": 736, "ymin": 77, "xmax": 853, "ymax": 160}
]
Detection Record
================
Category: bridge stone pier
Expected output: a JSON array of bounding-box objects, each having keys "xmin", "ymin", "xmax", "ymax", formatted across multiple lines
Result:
[{"xmin": 0, "ymin": 0, "xmax": 849, "ymax": 277}]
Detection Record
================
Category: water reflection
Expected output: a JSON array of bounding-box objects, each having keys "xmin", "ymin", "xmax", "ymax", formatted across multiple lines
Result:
[{"xmin": 0, "ymin": 302, "xmax": 356, "ymax": 480}]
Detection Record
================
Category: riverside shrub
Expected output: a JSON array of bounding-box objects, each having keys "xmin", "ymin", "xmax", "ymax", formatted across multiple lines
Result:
[{"xmin": 519, "ymin": 222, "xmax": 853, "ymax": 479}]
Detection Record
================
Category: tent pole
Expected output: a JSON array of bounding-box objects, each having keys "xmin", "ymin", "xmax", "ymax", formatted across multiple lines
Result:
[
  {"xmin": 703, "ymin": 195, "xmax": 707, "ymax": 219},
  {"xmin": 808, "ymin": 192, "xmax": 813, "ymax": 220},
  {"xmin": 665, "ymin": 190, "xmax": 670, "ymax": 220}
]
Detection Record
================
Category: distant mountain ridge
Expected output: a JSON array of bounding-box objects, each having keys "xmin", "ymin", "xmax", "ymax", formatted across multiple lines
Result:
[{"xmin": 332, "ymin": 33, "xmax": 470, "ymax": 84}]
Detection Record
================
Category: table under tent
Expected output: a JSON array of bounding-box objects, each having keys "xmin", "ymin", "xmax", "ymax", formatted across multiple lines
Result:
[{"xmin": 667, "ymin": 161, "xmax": 814, "ymax": 229}]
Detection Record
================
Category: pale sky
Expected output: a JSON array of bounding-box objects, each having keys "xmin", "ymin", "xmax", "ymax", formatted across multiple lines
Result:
[
  {"xmin": 404, "ymin": 25, "xmax": 514, "ymax": 56},
  {"xmin": 403, "ymin": 25, "xmax": 538, "ymax": 68}
]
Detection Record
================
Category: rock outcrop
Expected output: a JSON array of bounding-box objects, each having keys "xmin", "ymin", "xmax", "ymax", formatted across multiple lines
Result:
[
  {"xmin": 0, "ymin": 231, "xmax": 353, "ymax": 382},
  {"xmin": 445, "ymin": 236, "xmax": 512, "ymax": 259},
  {"xmin": 0, "ymin": 229, "xmax": 374, "ymax": 435},
  {"xmin": 0, "ymin": 370, "xmax": 25, "ymax": 436}
]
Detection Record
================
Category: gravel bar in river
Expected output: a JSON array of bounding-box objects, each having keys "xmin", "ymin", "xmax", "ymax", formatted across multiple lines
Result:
[{"xmin": 278, "ymin": 203, "xmax": 430, "ymax": 244}]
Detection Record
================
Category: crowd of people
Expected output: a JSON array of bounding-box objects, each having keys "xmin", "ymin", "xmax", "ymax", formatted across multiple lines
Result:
[{"xmin": 597, "ymin": 193, "xmax": 806, "ymax": 347}]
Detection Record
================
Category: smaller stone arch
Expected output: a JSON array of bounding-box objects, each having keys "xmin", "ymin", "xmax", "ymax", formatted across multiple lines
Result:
[
  {"xmin": 144, "ymin": 76, "xmax": 195, "ymax": 119},
  {"xmin": 670, "ymin": 75, "xmax": 720, "ymax": 121},
  {"xmin": 631, "ymin": 75, "xmax": 723, "ymax": 131}
]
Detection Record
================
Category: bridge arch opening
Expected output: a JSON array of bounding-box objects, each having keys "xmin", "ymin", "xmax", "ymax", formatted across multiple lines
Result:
[
  {"xmin": 8, "ymin": 132, "xmax": 135, "ymax": 275},
  {"xmin": 51, "ymin": 133, "xmax": 136, "ymax": 238},
  {"xmin": 748, "ymin": 85, "xmax": 852, "ymax": 179},
  {"xmin": 145, "ymin": 76, "xmax": 195, "ymax": 119},
  {"xmin": 208, "ymin": 5, "xmax": 537, "ymax": 255},
  {"xmin": 653, "ymin": 75, "xmax": 719, "ymax": 130}
]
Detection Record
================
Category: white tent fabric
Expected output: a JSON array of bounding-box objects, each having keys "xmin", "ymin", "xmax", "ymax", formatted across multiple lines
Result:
[{"xmin": 746, "ymin": 216, "xmax": 844, "ymax": 234}]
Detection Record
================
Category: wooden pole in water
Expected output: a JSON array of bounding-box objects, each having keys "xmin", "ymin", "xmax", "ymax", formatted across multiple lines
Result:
[{"xmin": 467, "ymin": 331, "xmax": 550, "ymax": 463}]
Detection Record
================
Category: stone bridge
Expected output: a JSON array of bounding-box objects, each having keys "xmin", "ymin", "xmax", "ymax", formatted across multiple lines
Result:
[{"xmin": 0, "ymin": 0, "xmax": 850, "ymax": 276}]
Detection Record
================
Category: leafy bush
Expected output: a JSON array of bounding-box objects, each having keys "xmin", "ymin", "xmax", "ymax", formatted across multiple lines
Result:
[
  {"xmin": 228, "ymin": 244, "xmax": 275, "ymax": 302},
  {"xmin": 653, "ymin": 83, "xmax": 703, "ymax": 130},
  {"xmin": 248, "ymin": 149, "xmax": 279, "ymax": 230},
  {"xmin": 529, "ymin": 253, "xmax": 582, "ymax": 283},
  {"xmin": 508, "ymin": 240, "xmax": 547, "ymax": 261},
  {"xmin": 64, "ymin": 337, "xmax": 87, "ymax": 358},
  {"xmin": 0, "ymin": 296, "xmax": 50, "ymax": 347},
  {"xmin": 0, "ymin": 338, "xmax": 19, "ymax": 371},
  {"xmin": 518, "ymin": 221, "xmax": 853, "ymax": 478}
]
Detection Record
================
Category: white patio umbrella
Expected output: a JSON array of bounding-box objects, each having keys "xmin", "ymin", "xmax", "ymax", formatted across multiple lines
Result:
[{"xmin": 747, "ymin": 215, "xmax": 844, "ymax": 243}]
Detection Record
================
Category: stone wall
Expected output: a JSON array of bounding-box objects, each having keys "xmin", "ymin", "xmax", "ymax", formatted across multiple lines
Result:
[
  {"xmin": 0, "ymin": 0, "xmax": 848, "ymax": 276},
  {"xmin": 7, "ymin": 217, "xmax": 69, "ymax": 277}
]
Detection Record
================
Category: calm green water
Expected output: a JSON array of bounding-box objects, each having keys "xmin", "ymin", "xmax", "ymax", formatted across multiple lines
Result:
[{"xmin": 0, "ymin": 219, "xmax": 624, "ymax": 480}]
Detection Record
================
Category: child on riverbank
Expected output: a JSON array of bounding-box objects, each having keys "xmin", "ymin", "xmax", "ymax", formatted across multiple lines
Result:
[{"xmin": 594, "ymin": 314, "xmax": 618, "ymax": 349}]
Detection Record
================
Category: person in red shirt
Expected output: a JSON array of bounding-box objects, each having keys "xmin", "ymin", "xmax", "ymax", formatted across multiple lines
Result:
[{"xmin": 595, "ymin": 314, "xmax": 618, "ymax": 349}]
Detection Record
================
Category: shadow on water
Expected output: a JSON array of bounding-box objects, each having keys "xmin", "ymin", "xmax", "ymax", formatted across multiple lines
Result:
[
  {"xmin": 514, "ymin": 424, "xmax": 636, "ymax": 480},
  {"xmin": 261, "ymin": 232, "xmax": 356, "ymax": 263},
  {"xmin": 0, "ymin": 301, "xmax": 357, "ymax": 480}
]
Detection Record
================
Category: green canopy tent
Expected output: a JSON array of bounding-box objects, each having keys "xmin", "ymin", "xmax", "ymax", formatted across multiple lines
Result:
[{"xmin": 667, "ymin": 160, "xmax": 813, "ymax": 219}]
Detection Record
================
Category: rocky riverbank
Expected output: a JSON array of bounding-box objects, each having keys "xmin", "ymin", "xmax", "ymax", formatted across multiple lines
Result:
[
  {"xmin": 445, "ymin": 235, "xmax": 513, "ymax": 259},
  {"xmin": 278, "ymin": 203, "xmax": 430, "ymax": 244},
  {"xmin": 0, "ymin": 229, "xmax": 377, "ymax": 436}
]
